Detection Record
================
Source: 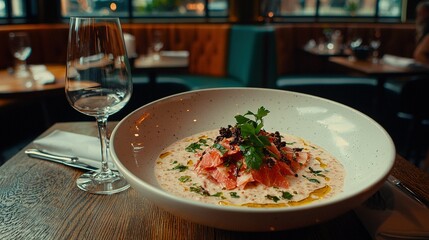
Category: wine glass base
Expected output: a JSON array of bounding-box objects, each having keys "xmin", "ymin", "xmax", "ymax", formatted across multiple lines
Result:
[{"xmin": 76, "ymin": 170, "xmax": 130, "ymax": 195}]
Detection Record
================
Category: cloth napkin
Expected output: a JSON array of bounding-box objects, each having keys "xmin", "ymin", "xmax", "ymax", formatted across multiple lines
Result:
[
  {"xmin": 160, "ymin": 50, "xmax": 189, "ymax": 58},
  {"xmin": 33, "ymin": 130, "xmax": 117, "ymax": 170},
  {"xmin": 29, "ymin": 65, "xmax": 55, "ymax": 85},
  {"xmin": 382, "ymin": 54, "xmax": 415, "ymax": 68},
  {"xmin": 354, "ymin": 181, "xmax": 429, "ymax": 239}
]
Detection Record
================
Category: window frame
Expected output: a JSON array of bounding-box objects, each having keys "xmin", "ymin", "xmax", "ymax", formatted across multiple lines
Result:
[
  {"xmin": 0, "ymin": 0, "xmax": 410, "ymax": 25},
  {"xmin": 269, "ymin": 0, "xmax": 403, "ymax": 23}
]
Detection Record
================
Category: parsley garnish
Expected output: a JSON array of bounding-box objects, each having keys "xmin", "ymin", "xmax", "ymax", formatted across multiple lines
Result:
[
  {"xmin": 213, "ymin": 143, "xmax": 227, "ymax": 155},
  {"xmin": 171, "ymin": 164, "xmax": 188, "ymax": 172},
  {"xmin": 266, "ymin": 194, "xmax": 280, "ymax": 203},
  {"xmin": 281, "ymin": 191, "xmax": 294, "ymax": 200},
  {"xmin": 235, "ymin": 107, "xmax": 271, "ymax": 170},
  {"xmin": 309, "ymin": 167, "xmax": 326, "ymax": 178},
  {"xmin": 190, "ymin": 186, "xmax": 210, "ymax": 196},
  {"xmin": 178, "ymin": 175, "xmax": 191, "ymax": 182},
  {"xmin": 229, "ymin": 192, "xmax": 240, "ymax": 198},
  {"xmin": 185, "ymin": 139, "xmax": 209, "ymax": 153},
  {"xmin": 211, "ymin": 192, "xmax": 225, "ymax": 199},
  {"xmin": 303, "ymin": 175, "xmax": 321, "ymax": 184}
]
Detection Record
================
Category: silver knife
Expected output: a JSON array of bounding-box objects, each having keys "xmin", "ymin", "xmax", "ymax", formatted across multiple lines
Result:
[
  {"xmin": 25, "ymin": 148, "xmax": 98, "ymax": 171},
  {"xmin": 387, "ymin": 175, "xmax": 429, "ymax": 209}
]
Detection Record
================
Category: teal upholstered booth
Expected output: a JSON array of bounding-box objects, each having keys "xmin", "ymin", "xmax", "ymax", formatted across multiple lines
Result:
[{"xmin": 157, "ymin": 25, "xmax": 275, "ymax": 90}]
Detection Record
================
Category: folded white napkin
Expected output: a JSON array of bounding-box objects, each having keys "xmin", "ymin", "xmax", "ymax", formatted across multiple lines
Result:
[
  {"xmin": 33, "ymin": 130, "xmax": 116, "ymax": 170},
  {"xmin": 382, "ymin": 54, "xmax": 415, "ymax": 68},
  {"xmin": 160, "ymin": 50, "xmax": 189, "ymax": 58},
  {"xmin": 355, "ymin": 181, "xmax": 429, "ymax": 239},
  {"xmin": 29, "ymin": 65, "xmax": 55, "ymax": 85}
]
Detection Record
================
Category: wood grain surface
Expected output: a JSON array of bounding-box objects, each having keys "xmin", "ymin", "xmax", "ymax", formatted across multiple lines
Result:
[{"xmin": 0, "ymin": 122, "xmax": 427, "ymax": 240}]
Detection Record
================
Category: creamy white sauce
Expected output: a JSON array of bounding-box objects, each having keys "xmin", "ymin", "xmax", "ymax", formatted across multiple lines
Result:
[{"xmin": 155, "ymin": 129, "xmax": 345, "ymax": 207}]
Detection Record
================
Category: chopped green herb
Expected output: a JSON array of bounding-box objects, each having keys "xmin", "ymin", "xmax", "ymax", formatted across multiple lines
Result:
[
  {"xmin": 185, "ymin": 139, "xmax": 209, "ymax": 153},
  {"xmin": 190, "ymin": 186, "xmax": 210, "ymax": 196},
  {"xmin": 213, "ymin": 143, "xmax": 228, "ymax": 155},
  {"xmin": 281, "ymin": 191, "xmax": 294, "ymax": 200},
  {"xmin": 171, "ymin": 164, "xmax": 188, "ymax": 172},
  {"xmin": 211, "ymin": 192, "xmax": 225, "ymax": 199},
  {"xmin": 286, "ymin": 142, "xmax": 296, "ymax": 145},
  {"xmin": 178, "ymin": 175, "xmax": 191, "ymax": 183},
  {"xmin": 309, "ymin": 167, "xmax": 326, "ymax": 178},
  {"xmin": 303, "ymin": 175, "xmax": 321, "ymax": 184},
  {"xmin": 265, "ymin": 194, "xmax": 280, "ymax": 203},
  {"xmin": 229, "ymin": 192, "xmax": 240, "ymax": 198}
]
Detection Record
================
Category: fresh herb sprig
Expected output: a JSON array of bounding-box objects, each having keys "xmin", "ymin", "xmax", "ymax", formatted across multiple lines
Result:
[
  {"xmin": 185, "ymin": 138, "xmax": 209, "ymax": 153},
  {"xmin": 234, "ymin": 107, "xmax": 271, "ymax": 170}
]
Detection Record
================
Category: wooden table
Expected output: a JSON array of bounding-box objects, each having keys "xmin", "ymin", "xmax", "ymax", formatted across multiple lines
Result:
[
  {"xmin": 329, "ymin": 56, "xmax": 429, "ymax": 78},
  {"xmin": 132, "ymin": 52, "xmax": 189, "ymax": 87},
  {"xmin": 303, "ymin": 46, "xmax": 349, "ymax": 58},
  {"xmin": 0, "ymin": 65, "xmax": 65, "ymax": 98},
  {"xmin": 329, "ymin": 56, "xmax": 429, "ymax": 114},
  {"xmin": 1, "ymin": 122, "xmax": 428, "ymax": 239},
  {"xmin": 0, "ymin": 65, "xmax": 66, "ymax": 126}
]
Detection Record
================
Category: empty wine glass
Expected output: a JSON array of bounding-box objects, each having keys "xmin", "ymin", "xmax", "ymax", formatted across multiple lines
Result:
[
  {"xmin": 151, "ymin": 30, "xmax": 164, "ymax": 61},
  {"xmin": 9, "ymin": 32, "xmax": 33, "ymax": 85},
  {"xmin": 65, "ymin": 17, "xmax": 133, "ymax": 194},
  {"xmin": 370, "ymin": 39, "xmax": 381, "ymax": 62}
]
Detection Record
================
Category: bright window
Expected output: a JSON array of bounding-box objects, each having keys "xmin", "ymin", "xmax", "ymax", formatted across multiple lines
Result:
[
  {"xmin": 0, "ymin": 0, "xmax": 6, "ymax": 17},
  {"xmin": 263, "ymin": 0, "xmax": 402, "ymax": 19},
  {"xmin": 61, "ymin": 0, "xmax": 130, "ymax": 17},
  {"xmin": 61, "ymin": 0, "xmax": 228, "ymax": 18},
  {"xmin": 0, "ymin": 0, "xmax": 26, "ymax": 18},
  {"xmin": 59, "ymin": 0, "xmax": 401, "ymax": 20}
]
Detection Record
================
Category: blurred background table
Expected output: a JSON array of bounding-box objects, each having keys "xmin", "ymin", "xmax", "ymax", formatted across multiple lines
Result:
[
  {"xmin": 132, "ymin": 51, "xmax": 189, "ymax": 87},
  {"xmin": 0, "ymin": 65, "xmax": 65, "ymax": 98},
  {"xmin": 0, "ymin": 122, "xmax": 428, "ymax": 240},
  {"xmin": 329, "ymin": 56, "xmax": 429, "ymax": 114}
]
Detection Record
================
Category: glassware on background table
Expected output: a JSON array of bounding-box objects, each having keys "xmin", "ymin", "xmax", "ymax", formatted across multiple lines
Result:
[
  {"xmin": 65, "ymin": 17, "xmax": 133, "ymax": 194},
  {"xmin": 370, "ymin": 29, "xmax": 381, "ymax": 63},
  {"xmin": 8, "ymin": 32, "xmax": 33, "ymax": 87},
  {"xmin": 151, "ymin": 30, "xmax": 164, "ymax": 61}
]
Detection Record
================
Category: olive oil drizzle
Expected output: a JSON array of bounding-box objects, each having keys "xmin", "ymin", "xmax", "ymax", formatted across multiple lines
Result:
[
  {"xmin": 218, "ymin": 185, "xmax": 332, "ymax": 208},
  {"xmin": 315, "ymin": 157, "xmax": 328, "ymax": 169},
  {"xmin": 159, "ymin": 151, "xmax": 172, "ymax": 159}
]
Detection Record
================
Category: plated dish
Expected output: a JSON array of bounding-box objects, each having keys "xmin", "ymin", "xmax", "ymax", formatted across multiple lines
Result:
[
  {"xmin": 155, "ymin": 107, "xmax": 345, "ymax": 207},
  {"xmin": 110, "ymin": 88, "xmax": 395, "ymax": 231}
]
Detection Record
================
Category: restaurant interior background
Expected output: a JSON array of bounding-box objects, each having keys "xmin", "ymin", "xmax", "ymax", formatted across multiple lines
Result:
[{"xmin": 1, "ymin": 0, "xmax": 428, "ymax": 170}]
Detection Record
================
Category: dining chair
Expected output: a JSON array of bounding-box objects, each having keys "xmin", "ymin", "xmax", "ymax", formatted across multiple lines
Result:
[{"xmin": 397, "ymin": 77, "xmax": 429, "ymax": 166}]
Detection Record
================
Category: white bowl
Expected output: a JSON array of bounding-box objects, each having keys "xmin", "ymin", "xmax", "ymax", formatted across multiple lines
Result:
[{"xmin": 110, "ymin": 87, "xmax": 395, "ymax": 231}]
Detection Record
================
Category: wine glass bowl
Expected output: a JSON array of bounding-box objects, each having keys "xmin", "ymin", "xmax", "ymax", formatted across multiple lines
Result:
[{"xmin": 65, "ymin": 17, "xmax": 133, "ymax": 194}]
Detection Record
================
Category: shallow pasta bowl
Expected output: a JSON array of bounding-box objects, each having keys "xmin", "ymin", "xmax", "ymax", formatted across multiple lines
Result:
[{"xmin": 110, "ymin": 87, "xmax": 395, "ymax": 231}]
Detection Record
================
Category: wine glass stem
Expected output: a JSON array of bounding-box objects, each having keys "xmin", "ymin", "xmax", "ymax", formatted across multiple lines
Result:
[{"xmin": 96, "ymin": 116, "xmax": 111, "ymax": 173}]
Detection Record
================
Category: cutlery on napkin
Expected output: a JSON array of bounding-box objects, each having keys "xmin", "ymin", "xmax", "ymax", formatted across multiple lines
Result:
[
  {"xmin": 355, "ymin": 179, "xmax": 429, "ymax": 240},
  {"xmin": 29, "ymin": 130, "xmax": 117, "ymax": 170}
]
